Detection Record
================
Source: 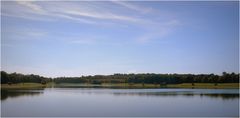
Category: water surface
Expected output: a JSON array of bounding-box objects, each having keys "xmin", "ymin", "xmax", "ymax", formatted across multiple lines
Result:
[{"xmin": 1, "ymin": 88, "xmax": 239, "ymax": 117}]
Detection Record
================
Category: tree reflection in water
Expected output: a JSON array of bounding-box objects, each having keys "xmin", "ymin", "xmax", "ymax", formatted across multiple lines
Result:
[
  {"xmin": 1, "ymin": 89, "xmax": 239, "ymax": 101},
  {"xmin": 112, "ymin": 92, "xmax": 239, "ymax": 100},
  {"xmin": 1, "ymin": 90, "xmax": 44, "ymax": 101}
]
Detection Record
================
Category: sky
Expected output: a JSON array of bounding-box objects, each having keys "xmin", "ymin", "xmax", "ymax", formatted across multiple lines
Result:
[{"xmin": 1, "ymin": 1, "xmax": 239, "ymax": 77}]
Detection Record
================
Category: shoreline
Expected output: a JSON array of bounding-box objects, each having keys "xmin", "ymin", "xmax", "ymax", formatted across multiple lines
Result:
[{"xmin": 1, "ymin": 83, "xmax": 239, "ymax": 89}]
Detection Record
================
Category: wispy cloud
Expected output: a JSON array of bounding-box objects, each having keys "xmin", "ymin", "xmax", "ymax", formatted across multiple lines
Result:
[
  {"xmin": 70, "ymin": 39, "xmax": 97, "ymax": 45},
  {"xmin": 61, "ymin": 9, "xmax": 139, "ymax": 22},
  {"xmin": 16, "ymin": 1, "xmax": 45, "ymax": 14},
  {"xmin": 2, "ymin": 1, "xmax": 182, "ymax": 43},
  {"xmin": 2, "ymin": 1, "xmax": 142, "ymax": 24},
  {"xmin": 2, "ymin": 27, "xmax": 48, "ymax": 41},
  {"xmin": 2, "ymin": 1, "xmax": 58, "ymax": 22},
  {"xmin": 111, "ymin": 1, "xmax": 153, "ymax": 14},
  {"xmin": 66, "ymin": 35, "xmax": 120, "ymax": 46},
  {"xmin": 136, "ymin": 19, "xmax": 181, "ymax": 43}
]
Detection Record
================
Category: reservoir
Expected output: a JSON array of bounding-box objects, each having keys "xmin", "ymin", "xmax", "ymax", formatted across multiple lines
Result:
[{"xmin": 1, "ymin": 88, "xmax": 239, "ymax": 117}]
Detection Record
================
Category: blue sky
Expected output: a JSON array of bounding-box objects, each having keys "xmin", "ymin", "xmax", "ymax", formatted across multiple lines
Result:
[{"xmin": 1, "ymin": 1, "xmax": 239, "ymax": 77}]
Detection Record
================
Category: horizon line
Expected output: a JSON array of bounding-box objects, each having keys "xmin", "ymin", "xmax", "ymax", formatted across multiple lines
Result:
[{"xmin": 1, "ymin": 70, "xmax": 239, "ymax": 78}]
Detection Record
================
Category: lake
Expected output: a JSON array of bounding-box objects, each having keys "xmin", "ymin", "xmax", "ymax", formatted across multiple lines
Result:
[{"xmin": 1, "ymin": 88, "xmax": 239, "ymax": 117}]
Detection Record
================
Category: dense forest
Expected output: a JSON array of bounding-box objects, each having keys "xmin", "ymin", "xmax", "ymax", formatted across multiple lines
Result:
[
  {"xmin": 1, "ymin": 71, "xmax": 239, "ymax": 84},
  {"xmin": 1, "ymin": 71, "xmax": 52, "ymax": 84}
]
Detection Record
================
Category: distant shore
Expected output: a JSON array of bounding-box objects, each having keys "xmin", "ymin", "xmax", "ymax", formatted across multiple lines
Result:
[{"xmin": 1, "ymin": 83, "xmax": 239, "ymax": 89}]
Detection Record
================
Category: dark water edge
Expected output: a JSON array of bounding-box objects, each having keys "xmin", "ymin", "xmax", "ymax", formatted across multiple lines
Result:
[
  {"xmin": 1, "ymin": 90, "xmax": 44, "ymax": 101},
  {"xmin": 1, "ymin": 89, "xmax": 239, "ymax": 101}
]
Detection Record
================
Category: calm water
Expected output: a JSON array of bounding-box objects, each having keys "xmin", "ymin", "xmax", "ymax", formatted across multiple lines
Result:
[{"xmin": 1, "ymin": 88, "xmax": 239, "ymax": 117}]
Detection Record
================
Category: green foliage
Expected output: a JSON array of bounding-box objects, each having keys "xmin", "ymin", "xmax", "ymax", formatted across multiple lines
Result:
[
  {"xmin": 1, "ymin": 71, "xmax": 239, "ymax": 84},
  {"xmin": 53, "ymin": 72, "xmax": 239, "ymax": 84},
  {"xmin": 1, "ymin": 71, "xmax": 51, "ymax": 84}
]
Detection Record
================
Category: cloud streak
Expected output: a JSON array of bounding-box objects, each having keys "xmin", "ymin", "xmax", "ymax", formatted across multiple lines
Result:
[
  {"xmin": 111, "ymin": 1, "xmax": 152, "ymax": 14},
  {"xmin": 16, "ymin": 1, "xmax": 45, "ymax": 14},
  {"xmin": 61, "ymin": 9, "xmax": 139, "ymax": 22},
  {"xmin": 3, "ymin": 1, "xmax": 143, "ymax": 24},
  {"xmin": 2, "ymin": 1, "xmax": 182, "ymax": 43}
]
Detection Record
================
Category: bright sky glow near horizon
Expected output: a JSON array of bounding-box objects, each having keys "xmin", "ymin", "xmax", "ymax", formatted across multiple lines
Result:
[{"xmin": 1, "ymin": 1, "xmax": 239, "ymax": 77}]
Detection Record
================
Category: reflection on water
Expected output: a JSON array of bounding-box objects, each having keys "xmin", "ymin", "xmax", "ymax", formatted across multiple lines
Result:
[
  {"xmin": 200, "ymin": 94, "xmax": 239, "ymax": 100},
  {"xmin": 1, "ymin": 88, "xmax": 239, "ymax": 101},
  {"xmin": 112, "ymin": 92, "xmax": 239, "ymax": 100},
  {"xmin": 1, "ymin": 90, "xmax": 44, "ymax": 101},
  {"xmin": 53, "ymin": 88, "xmax": 239, "ymax": 100},
  {"xmin": 1, "ymin": 88, "xmax": 239, "ymax": 117}
]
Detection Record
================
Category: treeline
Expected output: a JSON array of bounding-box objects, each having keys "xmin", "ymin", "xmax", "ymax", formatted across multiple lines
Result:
[
  {"xmin": 1, "ymin": 71, "xmax": 51, "ymax": 84},
  {"xmin": 1, "ymin": 71, "xmax": 239, "ymax": 84},
  {"xmin": 54, "ymin": 72, "xmax": 239, "ymax": 84}
]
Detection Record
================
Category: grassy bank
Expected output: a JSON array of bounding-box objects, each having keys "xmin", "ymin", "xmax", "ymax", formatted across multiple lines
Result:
[
  {"xmin": 1, "ymin": 83, "xmax": 53, "ymax": 89},
  {"xmin": 2, "ymin": 83, "xmax": 238, "ymax": 89},
  {"xmin": 100, "ymin": 83, "xmax": 239, "ymax": 89},
  {"xmin": 166, "ymin": 83, "xmax": 239, "ymax": 89}
]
